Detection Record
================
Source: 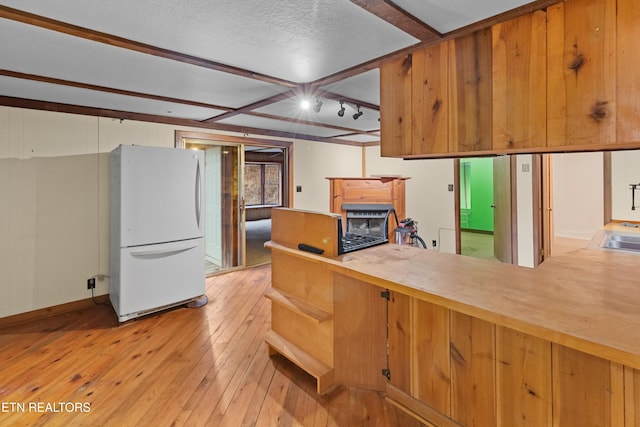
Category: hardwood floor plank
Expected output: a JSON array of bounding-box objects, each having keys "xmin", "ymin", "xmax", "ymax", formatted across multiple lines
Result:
[{"xmin": 0, "ymin": 265, "xmax": 426, "ymax": 427}]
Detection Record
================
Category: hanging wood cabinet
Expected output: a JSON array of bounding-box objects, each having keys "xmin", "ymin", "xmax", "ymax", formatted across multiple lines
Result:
[{"xmin": 380, "ymin": 0, "xmax": 640, "ymax": 158}]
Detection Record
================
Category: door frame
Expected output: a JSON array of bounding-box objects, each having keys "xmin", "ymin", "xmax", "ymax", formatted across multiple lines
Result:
[
  {"xmin": 454, "ymin": 156, "xmax": 518, "ymax": 264},
  {"xmin": 175, "ymin": 130, "xmax": 293, "ymax": 273}
]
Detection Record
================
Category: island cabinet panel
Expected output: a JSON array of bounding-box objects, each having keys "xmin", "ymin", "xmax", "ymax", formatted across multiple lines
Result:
[
  {"xmin": 492, "ymin": 10, "xmax": 547, "ymax": 151},
  {"xmin": 551, "ymin": 344, "xmax": 625, "ymax": 427},
  {"xmin": 617, "ymin": 0, "xmax": 640, "ymax": 143},
  {"xmin": 412, "ymin": 299, "xmax": 451, "ymax": 415},
  {"xmin": 625, "ymin": 367, "xmax": 640, "ymax": 426},
  {"xmin": 411, "ymin": 43, "xmax": 449, "ymax": 155},
  {"xmin": 380, "ymin": 54, "xmax": 413, "ymax": 157},
  {"xmin": 271, "ymin": 303, "xmax": 333, "ymax": 366},
  {"xmin": 496, "ymin": 327, "xmax": 552, "ymax": 427},
  {"xmin": 546, "ymin": 0, "xmax": 616, "ymax": 148},
  {"xmin": 333, "ymin": 274, "xmax": 387, "ymax": 391},
  {"xmin": 449, "ymin": 28, "xmax": 493, "ymax": 154},
  {"xmin": 450, "ymin": 312, "xmax": 495, "ymax": 427}
]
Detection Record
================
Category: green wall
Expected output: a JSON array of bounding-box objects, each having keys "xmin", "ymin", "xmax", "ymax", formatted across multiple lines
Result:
[{"xmin": 460, "ymin": 158, "xmax": 494, "ymax": 232}]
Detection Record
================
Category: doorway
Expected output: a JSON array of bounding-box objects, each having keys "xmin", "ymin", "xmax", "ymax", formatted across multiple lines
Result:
[
  {"xmin": 456, "ymin": 156, "xmax": 514, "ymax": 263},
  {"xmin": 176, "ymin": 131, "xmax": 292, "ymax": 275},
  {"xmin": 244, "ymin": 146, "xmax": 287, "ymax": 267}
]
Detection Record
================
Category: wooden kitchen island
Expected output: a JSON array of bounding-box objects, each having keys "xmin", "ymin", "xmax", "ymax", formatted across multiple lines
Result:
[{"xmin": 264, "ymin": 208, "xmax": 640, "ymax": 427}]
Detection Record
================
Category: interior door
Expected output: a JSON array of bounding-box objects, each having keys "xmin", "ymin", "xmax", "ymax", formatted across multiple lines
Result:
[
  {"xmin": 183, "ymin": 139, "xmax": 245, "ymax": 274},
  {"xmin": 493, "ymin": 156, "xmax": 513, "ymax": 263}
]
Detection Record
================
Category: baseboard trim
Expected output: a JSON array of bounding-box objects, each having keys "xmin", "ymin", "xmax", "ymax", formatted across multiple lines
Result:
[{"xmin": 0, "ymin": 295, "xmax": 111, "ymax": 329}]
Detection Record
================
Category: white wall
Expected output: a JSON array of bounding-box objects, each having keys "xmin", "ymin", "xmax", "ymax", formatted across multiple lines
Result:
[
  {"xmin": 611, "ymin": 150, "xmax": 640, "ymax": 221},
  {"xmin": 0, "ymin": 106, "xmax": 365, "ymax": 318},
  {"xmin": 292, "ymin": 141, "xmax": 362, "ymax": 212},
  {"xmin": 552, "ymin": 152, "xmax": 604, "ymax": 240},
  {"xmin": 365, "ymin": 146, "xmax": 457, "ymax": 253}
]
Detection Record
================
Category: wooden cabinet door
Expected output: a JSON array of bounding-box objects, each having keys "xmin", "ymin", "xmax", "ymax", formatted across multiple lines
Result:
[
  {"xmin": 450, "ymin": 312, "xmax": 495, "ymax": 427},
  {"xmin": 496, "ymin": 327, "xmax": 552, "ymax": 427},
  {"xmin": 380, "ymin": 54, "xmax": 413, "ymax": 157},
  {"xmin": 412, "ymin": 43, "xmax": 449, "ymax": 155},
  {"xmin": 492, "ymin": 11, "xmax": 547, "ymax": 151},
  {"xmin": 547, "ymin": 0, "xmax": 616, "ymax": 148},
  {"xmin": 552, "ymin": 344, "xmax": 624, "ymax": 427},
  {"xmin": 412, "ymin": 299, "xmax": 451, "ymax": 415},
  {"xmin": 617, "ymin": 0, "xmax": 640, "ymax": 144},
  {"xmin": 449, "ymin": 28, "xmax": 493, "ymax": 154}
]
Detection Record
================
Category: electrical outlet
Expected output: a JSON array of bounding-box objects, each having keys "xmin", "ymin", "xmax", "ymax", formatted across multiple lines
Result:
[
  {"xmin": 87, "ymin": 277, "xmax": 96, "ymax": 290},
  {"xmin": 432, "ymin": 240, "xmax": 437, "ymax": 248}
]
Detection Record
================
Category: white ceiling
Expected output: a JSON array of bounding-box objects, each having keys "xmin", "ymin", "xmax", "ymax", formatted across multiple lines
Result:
[{"xmin": 0, "ymin": 0, "xmax": 551, "ymax": 145}]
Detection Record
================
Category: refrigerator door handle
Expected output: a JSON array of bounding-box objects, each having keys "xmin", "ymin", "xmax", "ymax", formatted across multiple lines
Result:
[
  {"xmin": 195, "ymin": 160, "xmax": 201, "ymax": 229},
  {"xmin": 130, "ymin": 242, "xmax": 199, "ymax": 259}
]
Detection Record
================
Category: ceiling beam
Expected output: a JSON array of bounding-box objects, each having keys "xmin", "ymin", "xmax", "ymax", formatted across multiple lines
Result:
[
  {"xmin": 201, "ymin": 90, "xmax": 299, "ymax": 123},
  {"xmin": 0, "ymin": 5, "xmax": 298, "ymax": 89},
  {"xmin": 247, "ymin": 111, "xmax": 377, "ymax": 136},
  {"xmin": 0, "ymin": 95, "xmax": 370, "ymax": 146},
  {"xmin": 0, "ymin": 70, "xmax": 233, "ymax": 113},
  {"xmin": 349, "ymin": 0, "xmax": 441, "ymax": 43}
]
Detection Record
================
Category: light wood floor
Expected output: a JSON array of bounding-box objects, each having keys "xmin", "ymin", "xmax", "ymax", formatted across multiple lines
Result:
[{"xmin": 0, "ymin": 265, "xmax": 426, "ymax": 427}]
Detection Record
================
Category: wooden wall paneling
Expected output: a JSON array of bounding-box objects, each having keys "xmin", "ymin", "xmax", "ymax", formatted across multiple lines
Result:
[
  {"xmin": 625, "ymin": 366, "xmax": 640, "ymax": 426},
  {"xmin": 551, "ymin": 344, "xmax": 624, "ymax": 427},
  {"xmin": 449, "ymin": 29, "xmax": 493, "ymax": 153},
  {"xmin": 412, "ymin": 43, "xmax": 449, "ymax": 155},
  {"xmin": 380, "ymin": 54, "xmax": 413, "ymax": 157},
  {"xmin": 496, "ymin": 326, "xmax": 552, "ymax": 427},
  {"xmin": 617, "ymin": 0, "xmax": 640, "ymax": 143},
  {"xmin": 492, "ymin": 10, "xmax": 547, "ymax": 151},
  {"xmin": 333, "ymin": 274, "xmax": 387, "ymax": 391},
  {"xmin": 335, "ymin": 179, "xmax": 396, "ymax": 205},
  {"xmin": 388, "ymin": 291, "xmax": 412, "ymax": 394},
  {"xmin": 449, "ymin": 312, "xmax": 496, "ymax": 427},
  {"xmin": 412, "ymin": 298, "xmax": 451, "ymax": 416},
  {"xmin": 546, "ymin": 0, "xmax": 616, "ymax": 148}
]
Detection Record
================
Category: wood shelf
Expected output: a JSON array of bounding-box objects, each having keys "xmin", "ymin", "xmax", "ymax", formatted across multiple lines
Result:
[
  {"xmin": 264, "ymin": 288, "xmax": 332, "ymax": 323},
  {"xmin": 265, "ymin": 330, "xmax": 335, "ymax": 394}
]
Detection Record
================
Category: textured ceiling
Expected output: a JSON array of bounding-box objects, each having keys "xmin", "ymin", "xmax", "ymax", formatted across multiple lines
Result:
[{"xmin": 0, "ymin": 0, "xmax": 552, "ymax": 145}]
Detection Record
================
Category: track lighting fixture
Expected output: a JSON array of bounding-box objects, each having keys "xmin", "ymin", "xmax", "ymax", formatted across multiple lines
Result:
[
  {"xmin": 313, "ymin": 98, "xmax": 323, "ymax": 113},
  {"xmin": 337, "ymin": 101, "xmax": 345, "ymax": 117},
  {"xmin": 353, "ymin": 105, "xmax": 363, "ymax": 120}
]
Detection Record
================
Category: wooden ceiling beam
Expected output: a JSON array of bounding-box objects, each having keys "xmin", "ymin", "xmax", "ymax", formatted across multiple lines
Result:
[
  {"xmin": 202, "ymin": 89, "xmax": 299, "ymax": 123},
  {"xmin": 349, "ymin": 0, "xmax": 441, "ymax": 43},
  {"xmin": 0, "ymin": 69, "xmax": 233, "ymax": 113},
  {"xmin": 0, "ymin": 95, "xmax": 370, "ymax": 146},
  {"xmin": 0, "ymin": 5, "xmax": 298, "ymax": 89}
]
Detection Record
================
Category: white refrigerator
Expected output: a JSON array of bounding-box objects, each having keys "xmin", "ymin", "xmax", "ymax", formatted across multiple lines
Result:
[{"xmin": 109, "ymin": 145, "xmax": 206, "ymax": 322}]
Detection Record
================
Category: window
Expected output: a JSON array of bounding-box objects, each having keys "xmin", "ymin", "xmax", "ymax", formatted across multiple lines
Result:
[{"xmin": 244, "ymin": 162, "xmax": 281, "ymax": 206}]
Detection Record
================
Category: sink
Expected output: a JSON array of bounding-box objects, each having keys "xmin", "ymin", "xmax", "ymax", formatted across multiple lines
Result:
[{"xmin": 601, "ymin": 233, "xmax": 640, "ymax": 252}]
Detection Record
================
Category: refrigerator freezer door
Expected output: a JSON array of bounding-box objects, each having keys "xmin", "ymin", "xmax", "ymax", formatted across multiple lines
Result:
[
  {"xmin": 114, "ymin": 145, "xmax": 204, "ymax": 247},
  {"xmin": 110, "ymin": 238, "xmax": 205, "ymax": 322}
]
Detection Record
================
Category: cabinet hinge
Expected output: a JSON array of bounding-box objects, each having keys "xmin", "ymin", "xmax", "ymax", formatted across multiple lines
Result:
[
  {"xmin": 381, "ymin": 368, "xmax": 391, "ymax": 380},
  {"xmin": 380, "ymin": 290, "xmax": 390, "ymax": 300}
]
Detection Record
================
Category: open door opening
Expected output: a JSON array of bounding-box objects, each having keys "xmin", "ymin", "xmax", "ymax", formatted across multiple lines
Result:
[
  {"xmin": 176, "ymin": 131, "xmax": 292, "ymax": 275},
  {"xmin": 456, "ymin": 156, "xmax": 515, "ymax": 263},
  {"xmin": 244, "ymin": 145, "xmax": 289, "ymax": 267}
]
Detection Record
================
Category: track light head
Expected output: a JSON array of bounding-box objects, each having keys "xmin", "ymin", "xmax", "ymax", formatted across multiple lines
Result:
[
  {"xmin": 313, "ymin": 98, "xmax": 323, "ymax": 113},
  {"xmin": 337, "ymin": 101, "xmax": 345, "ymax": 117},
  {"xmin": 353, "ymin": 105, "xmax": 363, "ymax": 120}
]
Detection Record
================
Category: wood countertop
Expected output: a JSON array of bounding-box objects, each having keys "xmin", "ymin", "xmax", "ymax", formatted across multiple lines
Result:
[{"xmin": 266, "ymin": 241, "xmax": 640, "ymax": 369}]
